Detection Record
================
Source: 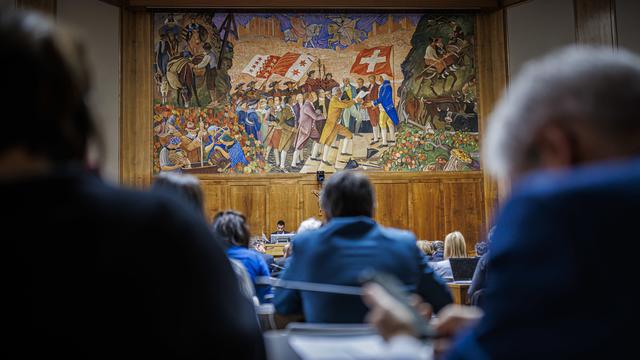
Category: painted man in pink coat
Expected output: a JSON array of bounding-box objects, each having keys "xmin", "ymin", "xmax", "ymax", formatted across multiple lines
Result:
[{"xmin": 292, "ymin": 91, "xmax": 325, "ymax": 168}]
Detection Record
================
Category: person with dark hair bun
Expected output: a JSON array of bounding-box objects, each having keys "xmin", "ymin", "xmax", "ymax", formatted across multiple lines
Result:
[
  {"xmin": 0, "ymin": 10, "xmax": 264, "ymax": 359},
  {"xmin": 213, "ymin": 210, "xmax": 273, "ymax": 304}
]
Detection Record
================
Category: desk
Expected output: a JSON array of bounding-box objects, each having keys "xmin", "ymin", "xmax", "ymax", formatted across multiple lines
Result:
[
  {"xmin": 447, "ymin": 282, "xmax": 471, "ymax": 305},
  {"xmin": 264, "ymin": 243, "xmax": 286, "ymax": 257}
]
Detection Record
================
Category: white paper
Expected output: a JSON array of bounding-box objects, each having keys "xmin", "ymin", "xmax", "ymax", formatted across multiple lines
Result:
[
  {"xmin": 355, "ymin": 90, "xmax": 369, "ymax": 99},
  {"xmin": 288, "ymin": 334, "xmax": 431, "ymax": 360}
]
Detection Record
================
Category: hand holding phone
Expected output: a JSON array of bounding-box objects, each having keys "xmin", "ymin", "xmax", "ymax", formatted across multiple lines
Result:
[{"xmin": 361, "ymin": 271, "xmax": 436, "ymax": 340}]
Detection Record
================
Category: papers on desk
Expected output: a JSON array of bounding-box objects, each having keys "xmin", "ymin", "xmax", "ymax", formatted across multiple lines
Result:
[{"xmin": 289, "ymin": 334, "xmax": 431, "ymax": 360}]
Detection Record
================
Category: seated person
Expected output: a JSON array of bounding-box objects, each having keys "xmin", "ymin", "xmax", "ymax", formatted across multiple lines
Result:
[
  {"xmin": 363, "ymin": 46, "xmax": 640, "ymax": 359},
  {"xmin": 468, "ymin": 227, "xmax": 495, "ymax": 306},
  {"xmin": 274, "ymin": 171, "xmax": 452, "ymax": 323},
  {"xmin": 431, "ymin": 241, "xmax": 445, "ymax": 262},
  {"xmin": 416, "ymin": 240, "xmax": 434, "ymax": 260},
  {"xmin": 271, "ymin": 219, "xmax": 289, "ymax": 234},
  {"xmin": 213, "ymin": 211, "xmax": 273, "ymax": 303},
  {"xmin": 1, "ymin": 10, "xmax": 264, "ymax": 359},
  {"xmin": 430, "ymin": 231, "xmax": 467, "ymax": 280},
  {"xmin": 273, "ymin": 217, "xmax": 323, "ymax": 274}
]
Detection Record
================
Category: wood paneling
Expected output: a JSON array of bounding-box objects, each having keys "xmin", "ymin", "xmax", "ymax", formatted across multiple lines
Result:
[
  {"xmin": 195, "ymin": 172, "xmax": 485, "ymax": 248},
  {"xmin": 373, "ymin": 182, "xmax": 409, "ymax": 230},
  {"xmin": 267, "ymin": 182, "xmax": 300, "ymax": 236},
  {"xmin": 442, "ymin": 180, "xmax": 485, "ymax": 251},
  {"xmin": 410, "ymin": 181, "xmax": 443, "ymax": 241},
  {"xmin": 126, "ymin": 0, "xmax": 498, "ymax": 10},
  {"xmin": 16, "ymin": 0, "xmax": 57, "ymax": 15},
  {"xmin": 121, "ymin": 9, "xmax": 153, "ymax": 187},
  {"xmin": 574, "ymin": 0, "xmax": 617, "ymax": 46},
  {"xmin": 230, "ymin": 184, "xmax": 267, "ymax": 235},
  {"xmin": 476, "ymin": 9, "xmax": 508, "ymax": 228}
]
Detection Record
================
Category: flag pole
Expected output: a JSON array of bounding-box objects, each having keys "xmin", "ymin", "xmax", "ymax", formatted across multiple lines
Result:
[{"xmin": 391, "ymin": 45, "xmax": 396, "ymax": 108}]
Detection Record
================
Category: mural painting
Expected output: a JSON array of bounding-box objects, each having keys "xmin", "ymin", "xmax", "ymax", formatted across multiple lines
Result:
[{"xmin": 153, "ymin": 13, "xmax": 479, "ymax": 174}]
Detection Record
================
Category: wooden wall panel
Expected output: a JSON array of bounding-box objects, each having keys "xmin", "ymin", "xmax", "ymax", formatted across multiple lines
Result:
[
  {"xmin": 121, "ymin": 9, "xmax": 153, "ymax": 187},
  {"xmin": 201, "ymin": 182, "xmax": 229, "ymax": 222},
  {"xmin": 301, "ymin": 183, "xmax": 323, "ymax": 222},
  {"xmin": 410, "ymin": 182, "xmax": 443, "ymax": 241},
  {"xmin": 442, "ymin": 180, "xmax": 485, "ymax": 252},
  {"xmin": 574, "ymin": 0, "xmax": 617, "ymax": 46},
  {"xmin": 191, "ymin": 172, "xmax": 485, "ymax": 248},
  {"xmin": 267, "ymin": 182, "xmax": 300, "ymax": 235},
  {"xmin": 373, "ymin": 182, "xmax": 409, "ymax": 230},
  {"xmin": 16, "ymin": 0, "xmax": 57, "ymax": 15},
  {"xmin": 476, "ymin": 10, "xmax": 508, "ymax": 228},
  {"xmin": 127, "ymin": 0, "xmax": 499, "ymax": 10},
  {"xmin": 230, "ymin": 184, "xmax": 267, "ymax": 235}
]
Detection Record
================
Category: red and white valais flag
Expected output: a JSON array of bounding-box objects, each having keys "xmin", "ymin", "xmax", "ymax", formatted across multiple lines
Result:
[
  {"xmin": 350, "ymin": 46, "xmax": 393, "ymax": 77},
  {"xmin": 271, "ymin": 52, "xmax": 316, "ymax": 81},
  {"xmin": 242, "ymin": 54, "xmax": 281, "ymax": 79}
]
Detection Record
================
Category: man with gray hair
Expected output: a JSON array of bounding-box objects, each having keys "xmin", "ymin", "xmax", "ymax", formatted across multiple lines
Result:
[{"xmin": 362, "ymin": 46, "xmax": 640, "ymax": 359}]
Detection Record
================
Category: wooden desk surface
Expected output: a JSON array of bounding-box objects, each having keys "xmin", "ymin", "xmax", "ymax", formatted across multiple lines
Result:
[
  {"xmin": 447, "ymin": 282, "xmax": 471, "ymax": 305},
  {"xmin": 264, "ymin": 243, "xmax": 286, "ymax": 257}
]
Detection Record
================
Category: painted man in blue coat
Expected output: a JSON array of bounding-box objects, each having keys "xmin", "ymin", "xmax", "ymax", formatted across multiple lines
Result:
[
  {"xmin": 237, "ymin": 100, "xmax": 261, "ymax": 141},
  {"xmin": 361, "ymin": 47, "xmax": 640, "ymax": 360},
  {"xmin": 274, "ymin": 170, "xmax": 452, "ymax": 324},
  {"xmin": 369, "ymin": 75, "xmax": 398, "ymax": 147}
]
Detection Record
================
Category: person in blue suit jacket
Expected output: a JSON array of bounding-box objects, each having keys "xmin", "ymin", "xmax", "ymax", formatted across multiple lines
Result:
[
  {"xmin": 361, "ymin": 47, "xmax": 640, "ymax": 359},
  {"xmin": 274, "ymin": 170, "xmax": 452, "ymax": 323},
  {"xmin": 370, "ymin": 75, "xmax": 399, "ymax": 147}
]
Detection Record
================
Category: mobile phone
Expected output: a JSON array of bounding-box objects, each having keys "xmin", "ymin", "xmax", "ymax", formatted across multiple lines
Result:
[{"xmin": 360, "ymin": 271, "xmax": 436, "ymax": 340}]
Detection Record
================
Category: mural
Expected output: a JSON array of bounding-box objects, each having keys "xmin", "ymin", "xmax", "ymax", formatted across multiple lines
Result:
[{"xmin": 152, "ymin": 13, "xmax": 479, "ymax": 174}]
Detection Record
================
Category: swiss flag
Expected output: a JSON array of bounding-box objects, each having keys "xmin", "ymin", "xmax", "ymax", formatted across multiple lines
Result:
[{"xmin": 350, "ymin": 46, "xmax": 393, "ymax": 76}]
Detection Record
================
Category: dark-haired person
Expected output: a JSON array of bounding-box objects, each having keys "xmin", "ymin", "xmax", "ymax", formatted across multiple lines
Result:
[
  {"xmin": 274, "ymin": 171, "xmax": 452, "ymax": 323},
  {"xmin": 213, "ymin": 211, "xmax": 273, "ymax": 304},
  {"xmin": 0, "ymin": 10, "xmax": 264, "ymax": 359},
  {"xmin": 272, "ymin": 219, "xmax": 288, "ymax": 234}
]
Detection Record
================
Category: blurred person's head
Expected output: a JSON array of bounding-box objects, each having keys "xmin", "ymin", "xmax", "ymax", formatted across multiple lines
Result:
[
  {"xmin": 444, "ymin": 231, "xmax": 467, "ymax": 259},
  {"xmin": 212, "ymin": 210, "xmax": 251, "ymax": 248},
  {"xmin": 416, "ymin": 240, "xmax": 433, "ymax": 255},
  {"xmin": 276, "ymin": 220, "xmax": 285, "ymax": 232},
  {"xmin": 296, "ymin": 217, "xmax": 322, "ymax": 234},
  {"xmin": 485, "ymin": 47, "xmax": 640, "ymax": 182},
  {"xmin": 320, "ymin": 170, "xmax": 374, "ymax": 220},
  {"xmin": 151, "ymin": 173, "xmax": 203, "ymax": 214},
  {"xmin": 0, "ymin": 10, "xmax": 98, "ymax": 178}
]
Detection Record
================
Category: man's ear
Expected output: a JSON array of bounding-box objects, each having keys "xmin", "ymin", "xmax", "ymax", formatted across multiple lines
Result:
[{"xmin": 534, "ymin": 123, "xmax": 576, "ymax": 171}]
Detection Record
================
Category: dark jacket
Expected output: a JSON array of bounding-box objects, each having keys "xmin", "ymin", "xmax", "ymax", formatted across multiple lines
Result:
[
  {"xmin": 274, "ymin": 216, "xmax": 452, "ymax": 323},
  {"xmin": 447, "ymin": 159, "xmax": 640, "ymax": 360},
  {"xmin": 1, "ymin": 167, "xmax": 265, "ymax": 359}
]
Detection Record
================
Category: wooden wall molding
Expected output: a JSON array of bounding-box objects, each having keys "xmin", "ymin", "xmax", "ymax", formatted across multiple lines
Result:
[
  {"xmin": 120, "ymin": 9, "xmax": 153, "ymax": 187},
  {"xmin": 200, "ymin": 171, "xmax": 486, "ymax": 249},
  {"xmin": 476, "ymin": 9, "xmax": 507, "ymax": 228},
  {"xmin": 15, "ymin": 0, "xmax": 57, "ymax": 15},
  {"xmin": 574, "ymin": 0, "xmax": 617, "ymax": 46},
  {"xmin": 125, "ymin": 0, "xmax": 498, "ymax": 10}
]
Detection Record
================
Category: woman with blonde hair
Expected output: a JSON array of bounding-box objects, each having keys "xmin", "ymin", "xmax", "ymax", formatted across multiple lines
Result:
[
  {"xmin": 430, "ymin": 231, "xmax": 468, "ymax": 280},
  {"xmin": 444, "ymin": 231, "xmax": 467, "ymax": 259}
]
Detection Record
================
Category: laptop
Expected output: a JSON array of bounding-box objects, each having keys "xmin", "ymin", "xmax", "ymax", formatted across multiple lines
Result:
[
  {"xmin": 270, "ymin": 233, "xmax": 295, "ymax": 244},
  {"xmin": 449, "ymin": 257, "xmax": 480, "ymax": 283}
]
